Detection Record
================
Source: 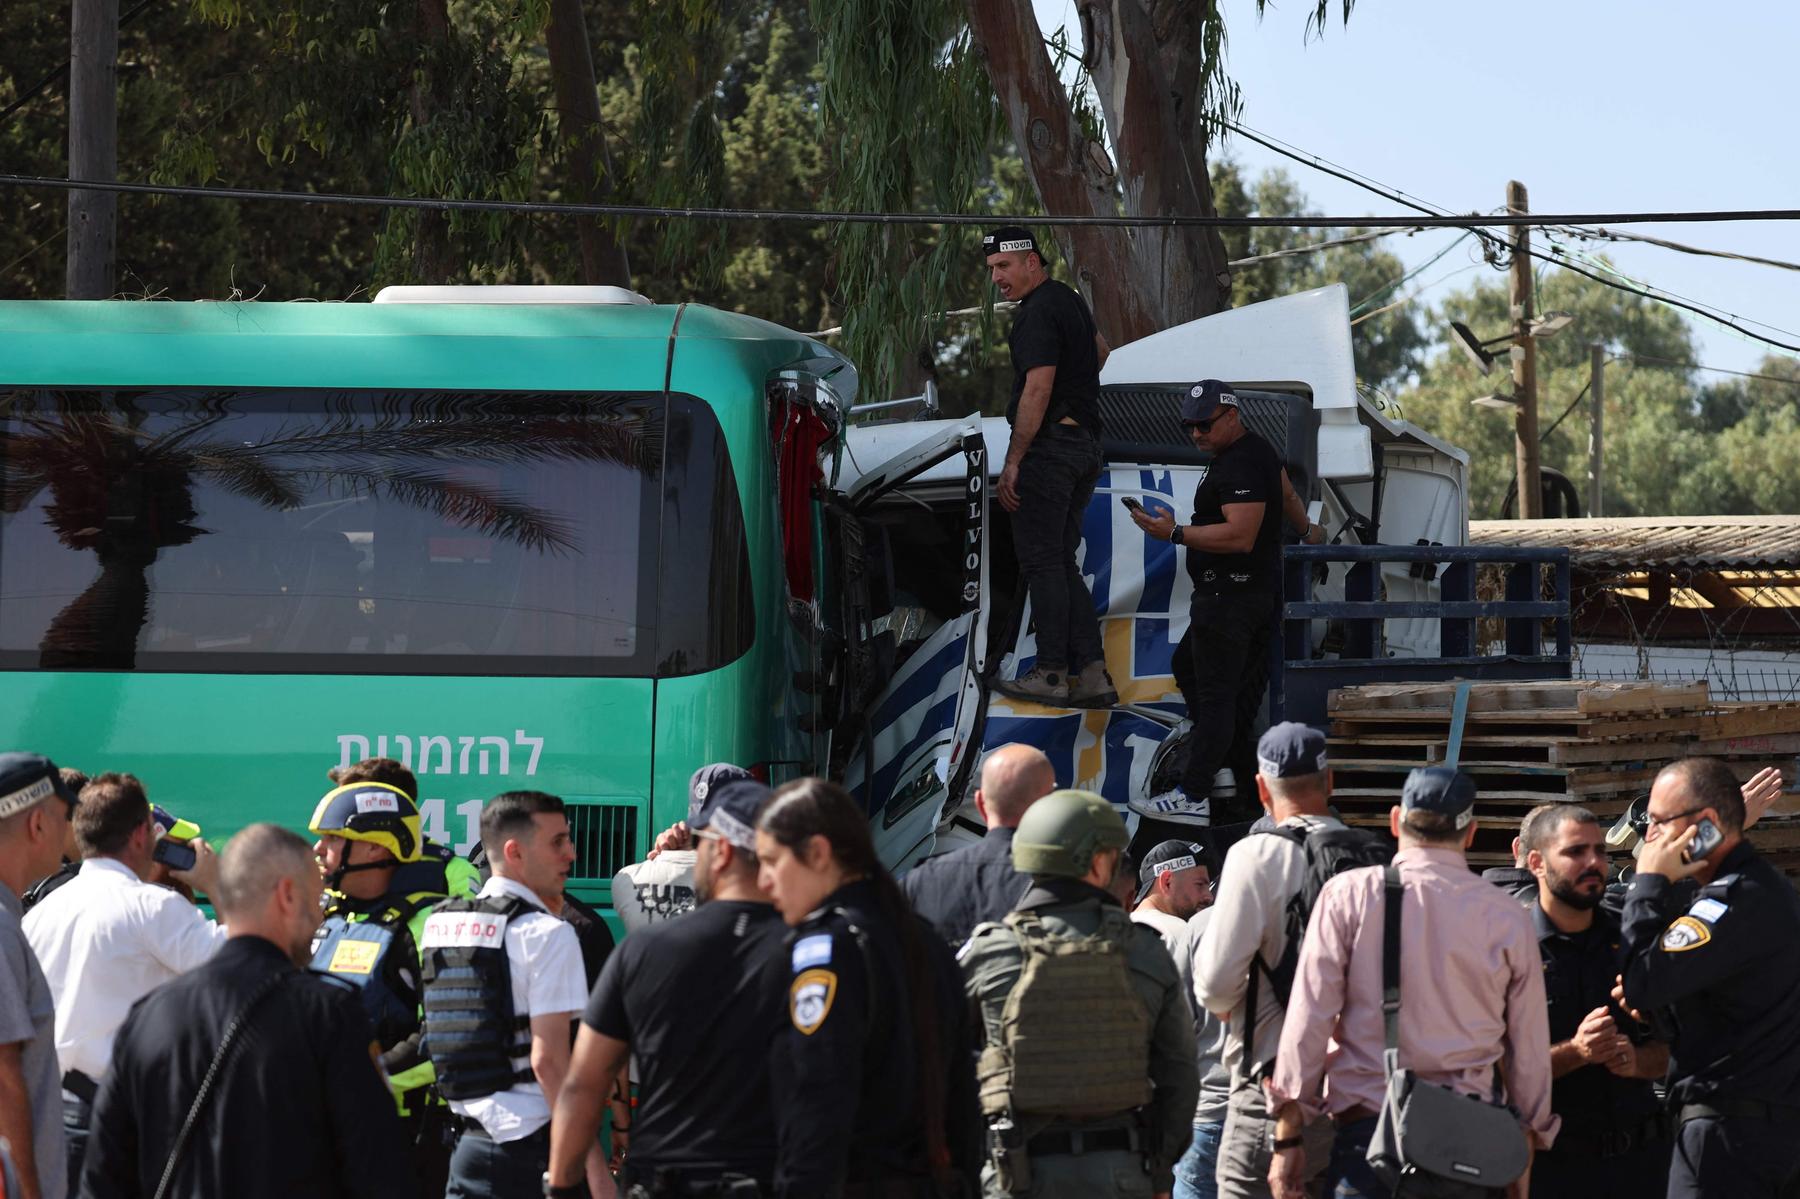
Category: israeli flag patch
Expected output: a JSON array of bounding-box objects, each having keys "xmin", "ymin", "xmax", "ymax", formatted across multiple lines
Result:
[
  {"xmin": 792, "ymin": 934, "xmax": 833, "ymax": 972},
  {"xmin": 1690, "ymin": 898, "xmax": 1729, "ymax": 924}
]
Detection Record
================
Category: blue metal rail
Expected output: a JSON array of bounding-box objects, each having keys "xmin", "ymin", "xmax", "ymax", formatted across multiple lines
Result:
[{"xmin": 1273, "ymin": 543, "xmax": 1572, "ymax": 727}]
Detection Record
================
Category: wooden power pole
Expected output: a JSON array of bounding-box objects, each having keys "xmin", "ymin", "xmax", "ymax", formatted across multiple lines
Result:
[
  {"xmin": 1508, "ymin": 180, "xmax": 1541, "ymax": 519},
  {"xmin": 1588, "ymin": 343, "xmax": 1605, "ymax": 518},
  {"xmin": 67, "ymin": 0, "xmax": 120, "ymax": 299}
]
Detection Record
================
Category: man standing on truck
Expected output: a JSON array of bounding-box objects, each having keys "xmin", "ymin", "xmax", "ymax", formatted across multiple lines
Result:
[
  {"xmin": 983, "ymin": 226, "xmax": 1119, "ymax": 710},
  {"xmin": 1130, "ymin": 380, "xmax": 1322, "ymax": 827}
]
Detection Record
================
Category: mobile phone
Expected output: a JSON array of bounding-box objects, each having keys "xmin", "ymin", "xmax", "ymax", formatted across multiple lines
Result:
[
  {"xmin": 1683, "ymin": 817, "xmax": 1723, "ymax": 862},
  {"xmin": 1120, "ymin": 497, "xmax": 1144, "ymax": 513},
  {"xmin": 152, "ymin": 837, "xmax": 197, "ymax": 872}
]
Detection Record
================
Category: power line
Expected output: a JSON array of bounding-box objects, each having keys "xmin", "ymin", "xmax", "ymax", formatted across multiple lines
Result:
[
  {"xmin": 1551, "ymin": 225, "xmax": 1800, "ymax": 274},
  {"xmin": 4, "ymin": 172, "xmax": 1800, "ymax": 230},
  {"xmin": 1623, "ymin": 354, "xmax": 1800, "ymax": 387},
  {"xmin": 0, "ymin": 0, "xmax": 162, "ymax": 127}
]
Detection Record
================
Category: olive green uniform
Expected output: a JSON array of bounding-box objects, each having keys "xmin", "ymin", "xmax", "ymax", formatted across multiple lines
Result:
[{"xmin": 962, "ymin": 877, "xmax": 1198, "ymax": 1197}]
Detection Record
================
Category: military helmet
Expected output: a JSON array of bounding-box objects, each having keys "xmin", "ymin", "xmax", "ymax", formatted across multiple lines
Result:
[
  {"xmin": 308, "ymin": 781, "xmax": 422, "ymax": 864},
  {"xmin": 1011, "ymin": 789, "xmax": 1128, "ymax": 879}
]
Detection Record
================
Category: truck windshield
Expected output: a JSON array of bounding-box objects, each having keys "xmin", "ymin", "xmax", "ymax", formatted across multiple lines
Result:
[{"xmin": 0, "ymin": 387, "xmax": 751, "ymax": 677}]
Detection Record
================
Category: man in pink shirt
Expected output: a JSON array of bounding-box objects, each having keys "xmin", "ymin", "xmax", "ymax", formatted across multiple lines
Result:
[{"xmin": 1264, "ymin": 768, "xmax": 1557, "ymax": 1199}]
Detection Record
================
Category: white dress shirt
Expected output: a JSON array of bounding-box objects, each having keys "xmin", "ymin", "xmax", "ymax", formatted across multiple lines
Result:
[
  {"xmin": 22, "ymin": 857, "xmax": 227, "ymax": 1079},
  {"xmin": 443, "ymin": 874, "xmax": 586, "ymax": 1142}
]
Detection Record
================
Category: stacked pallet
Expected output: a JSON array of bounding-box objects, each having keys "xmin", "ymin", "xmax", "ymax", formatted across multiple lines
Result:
[{"xmin": 1324, "ymin": 679, "xmax": 1800, "ymax": 875}]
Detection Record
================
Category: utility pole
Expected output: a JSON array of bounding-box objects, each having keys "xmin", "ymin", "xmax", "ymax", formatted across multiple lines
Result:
[
  {"xmin": 1588, "ymin": 343, "xmax": 1605, "ymax": 518},
  {"xmin": 1508, "ymin": 180, "xmax": 1541, "ymax": 519},
  {"xmin": 67, "ymin": 0, "xmax": 120, "ymax": 299}
]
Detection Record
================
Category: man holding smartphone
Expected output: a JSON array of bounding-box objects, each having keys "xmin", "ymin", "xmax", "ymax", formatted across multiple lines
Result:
[
  {"xmin": 1618, "ymin": 756, "xmax": 1800, "ymax": 1199},
  {"xmin": 22, "ymin": 774, "xmax": 224, "ymax": 1191}
]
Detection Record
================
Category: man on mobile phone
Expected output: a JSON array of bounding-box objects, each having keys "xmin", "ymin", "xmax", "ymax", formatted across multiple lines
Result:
[
  {"xmin": 22, "ymin": 774, "xmax": 225, "ymax": 1191},
  {"xmin": 1618, "ymin": 756, "xmax": 1800, "ymax": 1199}
]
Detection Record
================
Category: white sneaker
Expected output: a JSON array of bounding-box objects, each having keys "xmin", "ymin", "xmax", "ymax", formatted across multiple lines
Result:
[{"xmin": 1133, "ymin": 788, "xmax": 1212, "ymax": 824}]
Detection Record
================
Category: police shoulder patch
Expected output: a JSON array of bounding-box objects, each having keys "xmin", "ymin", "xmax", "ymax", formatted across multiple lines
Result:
[
  {"xmin": 1661, "ymin": 915, "xmax": 1713, "ymax": 953},
  {"xmin": 792, "ymin": 933, "xmax": 833, "ymax": 972},
  {"xmin": 1690, "ymin": 897, "xmax": 1729, "ymax": 924},
  {"xmin": 790, "ymin": 968, "xmax": 837, "ymax": 1035}
]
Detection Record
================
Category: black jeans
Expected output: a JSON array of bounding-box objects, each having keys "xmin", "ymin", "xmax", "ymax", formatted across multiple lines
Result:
[
  {"xmin": 1009, "ymin": 423, "xmax": 1104, "ymax": 674},
  {"xmin": 63, "ymin": 1083, "xmax": 92, "ymax": 1198},
  {"xmin": 1668, "ymin": 1114, "xmax": 1800, "ymax": 1199},
  {"xmin": 1175, "ymin": 591, "xmax": 1278, "ymax": 801},
  {"xmin": 447, "ymin": 1123, "xmax": 550, "ymax": 1199}
]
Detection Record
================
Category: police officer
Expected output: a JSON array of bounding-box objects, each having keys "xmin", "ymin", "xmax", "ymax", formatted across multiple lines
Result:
[
  {"xmin": 755, "ymin": 778, "xmax": 980, "ymax": 1199},
  {"xmin": 20, "ymin": 768, "xmax": 88, "ymax": 912},
  {"xmin": 547, "ymin": 778, "xmax": 786, "ymax": 1199},
  {"xmin": 1521, "ymin": 804, "xmax": 1668, "ymax": 1197},
  {"xmin": 1619, "ymin": 756, "xmax": 1800, "ymax": 1198},
  {"xmin": 961, "ymin": 789, "xmax": 1198, "ymax": 1198},
  {"xmin": 1130, "ymin": 380, "xmax": 1318, "ymax": 832},
  {"xmin": 613, "ymin": 763, "xmax": 753, "ymax": 934},
  {"xmin": 983, "ymin": 225, "xmax": 1118, "ymax": 710},
  {"xmin": 307, "ymin": 781, "xmax": 456, "ymax": 1198}
]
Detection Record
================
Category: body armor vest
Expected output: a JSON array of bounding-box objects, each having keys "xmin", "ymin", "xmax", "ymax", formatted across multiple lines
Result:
[
  {"xmin": 977, "ymin": 907, "xmax": 1153, "ymax": 1120},
  {"xmin": 419, "ymin": 895, "xmax": 537, "ymax": 1101},
  {"xmin": 310, "ymin": 891, "xmax": 439, "ymax": 1050}
]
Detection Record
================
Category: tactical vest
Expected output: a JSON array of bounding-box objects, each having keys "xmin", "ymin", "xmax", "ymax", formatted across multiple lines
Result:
[
  {"xmin": 419, "ymin": 895, "xmax": 538, "ymax": 1101},
  {"xmin": 309, "ymin": 891, "xmax": 440, "ymax": 1050},
  {"xmin": 977, "ymin": 907, "xmax": 1153, "ymax": 1121}
]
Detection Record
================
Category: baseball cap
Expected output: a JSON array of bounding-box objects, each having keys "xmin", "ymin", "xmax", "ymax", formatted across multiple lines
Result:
[
  {"xmin": 981, "ymin": 225, "xmax": 1042, "ymax": 260},
  {"xmin": 691, "ymin": 779, "xmax": 773, "ymax": 851},
  {"xmin": 1257, "ymin": 722, "xmax": 1330, "ymax": 779},
  {"xmin": 0, "ymin": 753, "xmax": 80, "ymax": 821},
  {"xmin": 1135, "ymin": 839, "xmax": 1205, "ymax": 903},
  {"xmin": 1179, "ymin": 379, "xmax": 1240, "ymax": 427},
  {"xmin": 688, "ymin": 763, "xmax": 754, "ymax": 826},
  {"xmin": 1401, "ymin": 767, "xmax": 1477, "ymax": 830}
]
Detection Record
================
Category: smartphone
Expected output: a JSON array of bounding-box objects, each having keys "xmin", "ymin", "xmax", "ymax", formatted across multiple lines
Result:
[
  {"xmin": 152, "ymin": 837, "xmax": 197, "ymax": 872},
  {"xmin": 1683, "ymin": 817, "xmax": 1724, "ymax": 862},
  {"xmin": 1120, "ymin": 497, "xmax": 1144, "ymax": 513}
]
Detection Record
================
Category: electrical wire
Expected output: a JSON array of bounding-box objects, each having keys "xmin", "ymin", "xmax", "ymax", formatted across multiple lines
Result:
[
  {"xmin": 1539, "ymin": 378, "xmax": 1593, "ymax": 441},
  {"xmin": 1621, "ymin": 355, "xmax": 1800, "ymax": 388},
  {"xmin": 1348, "ymin": 231, "xmax": 1471, "ymax": 316},
  {"xmin": 3, "ymin": 172, "xmax": 1800, "ymax": 230},
  {"xmin": 1549, "ymin": 225, "xmax": 1800, "ymax": 275},
  {"xmin": 0, "ymin": 0, "xmax": 163, "ymax": 126}
]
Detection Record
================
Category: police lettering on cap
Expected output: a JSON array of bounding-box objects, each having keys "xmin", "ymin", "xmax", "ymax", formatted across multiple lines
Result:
[
  {"xmin": 687, "ymin": 762, "xmax": 754, "ymax": 826},
  {"xmin": 0, "ymin": 752, "xmax": 79, "ymax": 821},
  {"xmin": 981, "ymin": 225, "xmax": 1042, "ymax": 261},
  {"xmin": 1178, "ymin": 378, "xmax": 1240, "ymax": 427},
  {"xmin": 1401, "ymin": 766, "xmax": 1478, "ymax": 830},
  {"xmin": 1256, "ymin": 721, "xmax": 1330, "ymax": 779},
  {"xmin": 1134, "ymin": 839, "xmax": 1203, "ymax": 903},
  {"xmin": 691, "ymin": 778, "xmax": 772, "ymax": 852}
]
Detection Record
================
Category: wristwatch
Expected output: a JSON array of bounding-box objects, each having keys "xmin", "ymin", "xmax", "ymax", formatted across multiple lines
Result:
[
  {"xmin": 542, "ymin": 1172, "xmax": 591, "ymax": 1199},
  {"xmin": 1168, "ymin": 523, "xmax": 1184, "ymax": 545}
]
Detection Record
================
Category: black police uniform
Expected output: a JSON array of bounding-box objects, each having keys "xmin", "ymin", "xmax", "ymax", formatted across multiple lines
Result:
[
  {"xmin": 80, "ymin": 935, "xmax": 414, "ymax": 1199},
  {"xmin": 1480, "ymin": 864, "xmax": 1537, "ymax": 904},
  {"xmin": 899, "ymin": 828, "xmax": 1030, "ymax": 949},
  {"xmin": 1620, "ymin": 840, "xmax": 1800, "ymax": 1198},
  {"xmin": 1529, "ymin": 902, "xmax": 1669, "ymax": 1197},
  {"xmin": 1170, "ymin": 427, "xmax": 1284, "ymax": 818},
  {"xmin": 771, "ymin": 879, "xmax": 979, "ymax": 1198},
  {"xmin": 584, "ymin": 898, "xmax": 788, "ymax": 1194}
]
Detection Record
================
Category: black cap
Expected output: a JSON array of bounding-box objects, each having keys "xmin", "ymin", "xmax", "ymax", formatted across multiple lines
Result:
[
  {"xmin": 1256, "ymin": 722, "xmax": 1329, "ymax": 779},
  {"xmin": 1134, "ymin": 839, "xmax": 1205, "ymax": 903},
  {"xmin": 981, "ymin": 226, "xmax": 1042, "ymax": 260},
  {"xmin": 0, "ymin": 753, "xmax": 79, "ymax": 821},
  {"xmin": 688, "ymin": 763, "xmax": 754, "ymax": 825},
  {"xmin": 1401, "ymin": 767, "xmax": 1477, "ymax": 830},
  {"xmin": 691, "ymin": 779, "xmax": 773, "ymax": 851},
  {"xmin": 1179, "ymin": 378, "xmax": 1240, "ymax": 426}
]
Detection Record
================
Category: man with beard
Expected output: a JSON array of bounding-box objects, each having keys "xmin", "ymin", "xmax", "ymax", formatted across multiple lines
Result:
[{"xmin": 1522, "ymin": 805, "xmax": 1669, "ymax": 1197}]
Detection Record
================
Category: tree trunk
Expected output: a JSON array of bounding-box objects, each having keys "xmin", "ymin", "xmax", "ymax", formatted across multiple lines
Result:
[
  {"xmin": 39, "ymin": 549, "xmax": 153, "ymax": 670},
  {"xmin": 963, "ymin": 0, "xmax": 1233, "ymax": 343},
  {"xmin": 545, "ymin": 0, "xmax": 632, "ymax": 287},
  {"xmin": 408, "ymin": 0, "xmax": 459, "ymax": 282}
]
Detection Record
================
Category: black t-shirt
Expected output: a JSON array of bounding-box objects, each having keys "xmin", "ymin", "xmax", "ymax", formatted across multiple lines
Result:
[
  {"xmin": 1187, "ymin": 428, "xmax": 1283, "ymax": 593},
  {"xmin": 583, "ymin": 899, "xmax": 788, "ymax": 1179},
  {"xmin": 1007, "ymin": 279, "xmax": 1102, "ymax": 433}
]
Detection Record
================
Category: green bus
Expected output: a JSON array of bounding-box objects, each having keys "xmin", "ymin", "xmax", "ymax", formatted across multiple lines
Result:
[{"xmin": 0, "ymin": 287, "xmax": 901, "ymax": 907}]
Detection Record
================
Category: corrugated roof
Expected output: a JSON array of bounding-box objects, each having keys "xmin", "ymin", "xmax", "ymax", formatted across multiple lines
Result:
[{"xmin": 1469, "ymin": 516, "xmax": 1800, "ymax": 569}]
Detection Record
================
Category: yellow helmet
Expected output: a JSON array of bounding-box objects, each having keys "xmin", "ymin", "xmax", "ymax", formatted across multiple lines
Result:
[{"xmin": 308, "ymin": 781, "xmax": 422, "ymax": 865}]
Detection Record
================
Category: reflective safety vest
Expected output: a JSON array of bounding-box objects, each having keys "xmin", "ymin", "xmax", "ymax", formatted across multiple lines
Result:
[
  {"xmin": 419, "ymin": 895, "xmax": 537, "ymax": 1101},
  {"xmin": 310, "ymin": 891, "xmax": 442, "ymax": 1052},
  {"xmin": 976, "ymin": 906, "xmax": 1153, "ymax": 1121}
]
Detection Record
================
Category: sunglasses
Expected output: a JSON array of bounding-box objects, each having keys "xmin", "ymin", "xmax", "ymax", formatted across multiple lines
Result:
[{"xmin": 1185, "ymin": 411, "xmax": 1231, "ymax": 435}]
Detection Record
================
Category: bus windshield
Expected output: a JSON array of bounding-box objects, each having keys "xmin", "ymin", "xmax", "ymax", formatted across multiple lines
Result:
[{"xmin": 0, "ymin": 387, "xmax": 752, "ymax": 677}]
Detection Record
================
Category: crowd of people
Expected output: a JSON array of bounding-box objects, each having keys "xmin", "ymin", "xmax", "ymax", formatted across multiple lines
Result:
[{"xmin": 0, "ymin": 721, "xmax": 1795, "ymax": 1199}]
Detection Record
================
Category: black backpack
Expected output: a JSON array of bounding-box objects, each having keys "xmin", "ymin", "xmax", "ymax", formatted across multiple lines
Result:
[{"xmin": 1241, "ymin": 822, "xmax": 1392, "ymax": 1078}]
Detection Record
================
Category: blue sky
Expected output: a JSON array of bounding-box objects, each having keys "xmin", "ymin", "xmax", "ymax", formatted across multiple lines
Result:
[{"xmin": 1029, "ymin": 0, "xmax": 1800, "ymax": 378}]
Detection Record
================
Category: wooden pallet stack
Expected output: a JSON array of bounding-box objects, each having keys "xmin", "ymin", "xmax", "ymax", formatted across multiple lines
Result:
[{"xmin": 1324, "ymin": 680, "xmax": 1800, "ymax": 875}]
